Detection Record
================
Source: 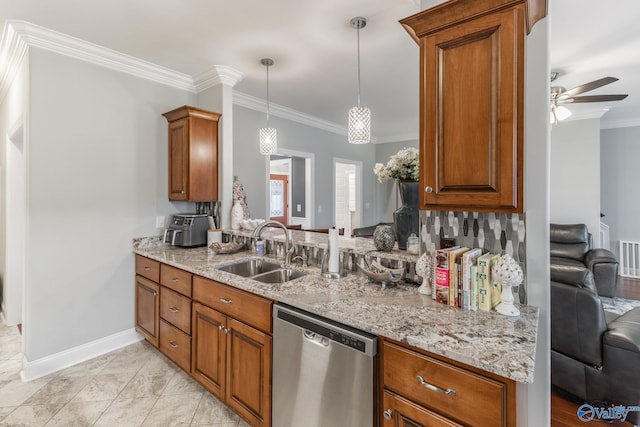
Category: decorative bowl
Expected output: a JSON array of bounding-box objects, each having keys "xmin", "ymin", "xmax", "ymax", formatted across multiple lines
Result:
[
  {"xmin": 357, "ymin": 261, "xmax": 404, "ymax": 284},
  {"xmin": 209, "ymin": 241, "xmax": 244, "ymax": 254}
]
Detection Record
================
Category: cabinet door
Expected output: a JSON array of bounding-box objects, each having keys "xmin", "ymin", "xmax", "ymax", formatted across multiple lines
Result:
[
  {"xmin": 168, "ymin": 118, "xmax": 189, "ymax": 201},
  {"xmin": 419, "ymin": 6, "xmax": 524, "ymax": 212},
  {"xmin": 382, "ymin": 391, "xmax": 462, "ymax": 427},
  {"xmin": 226, "ymin": 317, "xmax": 272, "ymax": 427},
  {"xmin": 135, "ymin": 275, "xmax": 159, "ymax": 347},
  {"xmin": 191, "ymin": 302, "xmax": 226, "ymax": 399}
]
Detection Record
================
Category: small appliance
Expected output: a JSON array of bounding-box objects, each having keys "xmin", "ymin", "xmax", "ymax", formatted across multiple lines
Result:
[{"xmin": 163, "ymin": 214, "xmax": 209, "ymax": 247}]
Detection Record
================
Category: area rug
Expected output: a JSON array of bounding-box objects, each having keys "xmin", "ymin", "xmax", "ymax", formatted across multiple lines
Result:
[{"xmin": 601, "ymin": 296, "xmax": 640, "ymax": 315}]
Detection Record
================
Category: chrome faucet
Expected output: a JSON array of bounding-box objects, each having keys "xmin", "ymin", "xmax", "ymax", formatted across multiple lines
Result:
[{"xmin": 252, "ymin": 220, "xmax": 295, "ymax": 268}]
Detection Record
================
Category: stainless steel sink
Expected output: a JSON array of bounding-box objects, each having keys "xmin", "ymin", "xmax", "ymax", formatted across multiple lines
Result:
[
  {"xmin": 217, "ymin": 259, "xmax": 282, "ymax": 277},
  {"xmin": 251, "ymin": 268, "xmax": 307, "ymax": 284},
  {"xmin": 217, "ymin": 259, "xmax": 307, "ymax": 284}
]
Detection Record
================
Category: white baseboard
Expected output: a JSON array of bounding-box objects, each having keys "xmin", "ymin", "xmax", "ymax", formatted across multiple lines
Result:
[{"xmin": 21, "ymin": 328, "xmax": 144, "ymax": 381}]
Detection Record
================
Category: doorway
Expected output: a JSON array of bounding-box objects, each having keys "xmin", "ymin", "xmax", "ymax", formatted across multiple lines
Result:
[
  {"xmin": 4, "ymin": 115, "xmax": 27, "ymax": 328},
  {"xmin": 334, "ymin": 159, "xmax": 363, "ymax": 237},
  {"xmin": 269, "ymin": 174, "xmax": 288, "ymax": 224}
]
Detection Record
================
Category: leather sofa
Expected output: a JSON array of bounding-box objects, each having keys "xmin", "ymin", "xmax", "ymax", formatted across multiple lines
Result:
[
  {"xmin": 551, "ymin": 264, "xmax": 640, "ymax": 425},
  {"xmin": 550, "ymin": 223, "xmax": 619, "ymax": 298}
]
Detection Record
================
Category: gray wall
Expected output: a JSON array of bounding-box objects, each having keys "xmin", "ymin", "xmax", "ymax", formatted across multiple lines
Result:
[
  {"xmin": 233, "ymin": 105, "xmax": 377, "ymax": 228},
  {"xmin": 550, "ymin": 119, "xmax": 601, "ymax": 246},
  {"xmin": 291, "ymin": 156, "xmax": 306, "ymax": 217},
  {"xmin": 25, "ymin": 48, "xmax": 195, "ymax": 360},
  {"xmin": 601, "ymin": 125, "xmax": 640, "ymax": 257},
  {"xmin": 374, "ymin": 139, "xmax": 419, "ymax": 222}
]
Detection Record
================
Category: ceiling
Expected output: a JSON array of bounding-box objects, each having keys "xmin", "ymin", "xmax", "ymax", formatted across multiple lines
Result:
[{"xmin": 1, "ymin": 0, "xmax": 639, "ymax": 141}]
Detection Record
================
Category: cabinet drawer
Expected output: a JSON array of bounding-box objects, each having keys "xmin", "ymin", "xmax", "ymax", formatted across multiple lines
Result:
[
  {"xmin": 382, "ymin": 341, "xmax": 508, "ymax": 427},
  {"xmin": 135, "ymin": 255, "xmax": 160, "ymax": 282},
  {"xmin": 383, "ymin": 390, "xmax": 462, "ymax": 427},
  {"xmin": 159, "ymin": 319, "xmax": 191, "ymax": 372},
  {"xmin": 160, "ymin": 286, "xmax": 192, "ymax": 334},
  {"xmin": 160, "ymin": 264, "xmax": 192, "ymax": 297},
  {"xmin": 193, "ymin": 276, "xmax": 272, "ymax": 334}
]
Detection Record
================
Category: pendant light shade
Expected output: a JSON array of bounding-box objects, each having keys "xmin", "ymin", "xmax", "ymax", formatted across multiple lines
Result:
[
  {"xmin": 348, "ymin": 16, "xmax": 370, "ymax": 144},
  {"xmin": 259, "ymin": 58, "xmax": 277, "ymax": 155}
]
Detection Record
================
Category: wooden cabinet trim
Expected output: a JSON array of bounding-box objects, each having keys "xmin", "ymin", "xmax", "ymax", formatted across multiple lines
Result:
[
  {"xmin": 383, "ymin": 390, "xmax": 463, "ymax": 427},
  {"xmin": 159, "ymin": 319, "xmax": 191, "ymax": 372},
  {"xmin": 400, "ymin": 0, "xmax": 546, "ymax": 39},
  {"xmin": 135, "ymin": 255, "xmax": 160, "ymax": 282},
  {"xmin": 191, "ymin": 302, "xmax": 227, "ymax": 398},
  {"xmin": 135, "ymin": 275, "xmax": 159, "ymax": 347},
  {"xmin": 160, "ymin": 286, "xmax": 192, "ymax": 335}
]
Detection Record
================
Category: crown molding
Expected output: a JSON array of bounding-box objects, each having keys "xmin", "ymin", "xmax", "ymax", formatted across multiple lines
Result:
[
  {"xmin": 0, "ymin": 21, "xmax": 29, "ymax": 103},
  {"xmin": 563, "ymin": 107, "xmax": 609, "ymax": 122},
  {"xmin": 5, "ymin": 20, "xmax": 197, "ymax": 92},
  {"xmin": 233, "ymin": 91, "xmax": 349, "ymax": 137},
  {"xmin": 601, "ymin": 118, "xmax": 640, "ymax": 130},
  {"xmin": 194, "ymin": 65, "xmax": 244, "ymax": 92},
  {"xmin": 374, "ymin": 132, "xmax": 419, "ymax": 144}
]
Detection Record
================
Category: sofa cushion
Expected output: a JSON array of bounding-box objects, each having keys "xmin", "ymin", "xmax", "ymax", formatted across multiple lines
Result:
[
  {"xmin": 605, "ymin": 307, "xmax": 640, "ymax": 352},
  {"xmin": 550, "ymin": 224, "xmax": 590, "ymax": 261}
]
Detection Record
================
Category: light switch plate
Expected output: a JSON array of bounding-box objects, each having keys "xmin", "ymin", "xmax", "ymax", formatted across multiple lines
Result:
[
  {"xmin": 297, "ymin": 204, "xmax": 302, "ymax": 212},
  {"xmin": 155, "ymin": 216, "xmax": 165, "ymax": 228}
]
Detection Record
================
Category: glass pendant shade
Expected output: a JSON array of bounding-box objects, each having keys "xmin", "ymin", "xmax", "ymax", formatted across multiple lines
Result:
[
  {"xmin": 259, "ymin": 127, "xmax": 277, "ymax": 155},
  {"xmin": 348, "ymin": 105, "xmax": 371, "ymax": 144}
]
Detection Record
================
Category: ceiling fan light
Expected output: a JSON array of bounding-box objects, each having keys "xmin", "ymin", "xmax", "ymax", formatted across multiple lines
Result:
[
  {"xmin": 555, "ymin": 105, "xmax": 572, "ymax": 121},
  {"xmin": 348, "ymin": 105, "xmax": 371, "ymax": 144}
]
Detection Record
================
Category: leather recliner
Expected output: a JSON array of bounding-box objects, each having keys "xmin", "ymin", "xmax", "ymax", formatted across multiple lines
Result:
[
  {"xmin": 551, "ymin": 264, "xmax": 640, "ymax": 425},
  {"xmin": 550, "ymin": 223, "xmax": 619, "ymax": 298}
]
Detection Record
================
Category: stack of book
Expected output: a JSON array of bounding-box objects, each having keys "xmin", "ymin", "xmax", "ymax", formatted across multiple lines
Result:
[{"xmin": 432, "ymin": 247, "xmax": 502, "ymax": 311}]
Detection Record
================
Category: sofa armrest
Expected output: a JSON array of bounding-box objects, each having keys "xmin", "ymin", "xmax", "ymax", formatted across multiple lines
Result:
[
  {"xmin": 605, "ymin": 307, "xmax": 640, "ymax": 352},
  {"xmin": 585, "ymin": 248, "xmax": 618, "ymax": 269}
]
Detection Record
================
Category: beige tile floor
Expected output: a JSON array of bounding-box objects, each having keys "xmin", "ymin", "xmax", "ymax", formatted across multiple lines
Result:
[{"xmin": 0, "ymin": 318, "xmax": 250, "ymax": 427}]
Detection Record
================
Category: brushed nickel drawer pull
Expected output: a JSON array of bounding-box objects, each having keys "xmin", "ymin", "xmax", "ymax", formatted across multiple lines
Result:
[
  {"xmin": 171, "ymin": 278, "xmax": 180, "ymax": 283},
  {"xmin": 168, "ymin": 307, "xmax": 179, "ymax": 313},
  {"xmin": 224, "ymin": 327, "xmax": 230, "ymax": 334},
  {"xmin": 416, "ymin": 376, "xmax": 456, "ymax": 396},
  {"xmin": 383, "ymin": 409, "xmax": 393, "ymax": 420},
  {"xmin": 218, "ymin": 325, "xmax": 224, "ymax": 331},
  {"xmin": 219, "ymin": 297, "xmax": 233, "ymax": 304},
  {"xmin": 168, "ymin": 341, "xmax": 178, "ymax": 349},
  {"xmin": 143, "ymin": 266, "xmax": 151, "ymax": 271}
]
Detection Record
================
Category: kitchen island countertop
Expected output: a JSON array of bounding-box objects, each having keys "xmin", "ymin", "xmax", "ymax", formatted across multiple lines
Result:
[{"xmin": 133, "ymin": 238, "xmax": 538, "ymax": 383}]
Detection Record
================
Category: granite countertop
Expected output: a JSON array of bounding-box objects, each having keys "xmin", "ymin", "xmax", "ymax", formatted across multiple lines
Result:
[{"xmin": 133, "ymin": 240, "xmax": 538, "ymax": 384}]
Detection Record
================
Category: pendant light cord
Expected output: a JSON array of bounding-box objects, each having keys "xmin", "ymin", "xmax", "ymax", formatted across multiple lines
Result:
[
  {"xmin": 356, "ymin": 25, "xmax": 362, "ymax": 107},
  {"xmin": 266, "ymin": 64, "xmax": 270, "ymax": 126}
]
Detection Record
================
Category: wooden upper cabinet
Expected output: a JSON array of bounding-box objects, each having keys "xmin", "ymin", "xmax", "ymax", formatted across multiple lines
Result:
[
  {"xmin": 162, "ymin": 106, "xmax": 221, "ymax": 202},
  {"xmin": 401, "ymin": 0, "xmax": 546, "ymax": 213}
]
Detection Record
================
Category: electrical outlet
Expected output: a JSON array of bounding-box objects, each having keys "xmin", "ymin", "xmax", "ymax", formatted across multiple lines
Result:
[
  {"xmin": 155, "ymin": 216, "xmax": 165, "ymax": 228},
  {"xmin": 297, "ymin": 204, "xmax": 302, "ymax": 212},
  {"xmin": 318, "ymin": 205, "xmax": 322, "ymax": 213},
  {"xmin": 365, "ymin": 202, "xmax": 371, "ymax": 209}
]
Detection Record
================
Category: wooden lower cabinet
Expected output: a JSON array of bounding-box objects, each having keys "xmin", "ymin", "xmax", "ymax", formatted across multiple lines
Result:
[
  {"xmin": 383, "ymin": 390, "xmax": 462, "ymax": 427},
  {"xmin": 135, "ymin": 275, "xmax": 159, "ymax": 347},
  {"xmin": 381, "ymin": 339, "xmax": 516, "ymax": 427},
  {"xmin": 192, "ymin": 302, "xmax": 272, "ymax": 427}
]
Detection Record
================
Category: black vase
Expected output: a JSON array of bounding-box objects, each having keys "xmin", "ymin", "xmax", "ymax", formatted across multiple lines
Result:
[{"xmin": 393, "ymin": 180, "xmax": 420, "ymax": 250}]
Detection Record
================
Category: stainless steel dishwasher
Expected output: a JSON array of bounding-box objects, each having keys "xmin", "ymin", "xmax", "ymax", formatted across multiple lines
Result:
[{"xmin": 272, "ymin": 303, "xmax": 378, "ymax": 427}]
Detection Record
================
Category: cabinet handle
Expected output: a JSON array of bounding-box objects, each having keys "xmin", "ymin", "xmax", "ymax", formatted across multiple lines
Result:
[
  {"xmin": 168, "ymin": 307, "xmax": 179, "ymax": 313},
  {"xmin": 168, "ymin": 341, "xmax": 178, "ymax": 349},
  {"xmin": 425, "ymin": 186, "xmax": 433, "ymax": 193},
  {"xmin": 219, "ymin": 297, "xmax": 233, "ymax": 304},
  {"xmin": 153, "ymin": 291, "xmax": 157, "ymax": 297},
  {"xmin": 171, "ymin": 278, "xmax": 180, "ymax": 283},
  {"xmin": 143, "ymin": 266, "xmax": 151, "ymax": 271},
  {"xmin": 224, "ymin": 327, "xmax": 230, "ymax": 334},
  {"xmin": 218, "ymin": 324, "xmax": 224, "ymax": 331},
  {"xmin": 383, "ymin": 409, "xmax": 393, "ymax": 420},
  {"xmin": 180, "ymin": 190, "xmax": 186, "ymax": 194},
  {"xmin": 416, "ymin": 376, "xmax": 456, "ymax": 396}
]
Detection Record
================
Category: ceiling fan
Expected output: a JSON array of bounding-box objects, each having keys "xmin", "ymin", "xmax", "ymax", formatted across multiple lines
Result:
[{"xmin": 550, "ymin": 72, "xmax": 629, "ymax": 124}]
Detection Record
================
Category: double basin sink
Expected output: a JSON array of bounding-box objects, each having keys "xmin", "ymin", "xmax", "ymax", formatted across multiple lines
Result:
[{"xmin": 217, "ymin": 258, "xmax": 307, "ymax": 284}]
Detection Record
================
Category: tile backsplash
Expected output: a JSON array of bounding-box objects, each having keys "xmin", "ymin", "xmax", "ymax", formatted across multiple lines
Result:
[{"xmin": 420, "ymin": 210, "xmax": 527, "ymax": 303}]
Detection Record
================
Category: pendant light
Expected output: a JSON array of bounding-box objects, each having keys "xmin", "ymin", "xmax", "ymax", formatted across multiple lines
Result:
[
  {"xmin": 348, "ymin": 16, "xmax": 371, "ymax": 144},
  {"xmin": 259, "ymin": 58, "xmax": 277, "ymax": 155}
]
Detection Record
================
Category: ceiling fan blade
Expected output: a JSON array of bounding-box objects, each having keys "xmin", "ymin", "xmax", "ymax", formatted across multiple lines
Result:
[
  {"xmin": 563, "ymin": 94, "xmax": 628, "ymax": 103},
  {"xmin": 562, "ymin": 77, "xmax": 619, "ymax": 97}
]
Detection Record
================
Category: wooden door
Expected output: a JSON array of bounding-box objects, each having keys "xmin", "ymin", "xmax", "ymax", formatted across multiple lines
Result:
[
  {"xmin": 226, "ymin": 317, "xmax": 272, "ymax": 427},
  {"xmin": 191, "ymin": 302, "xmax": 227, "ymax": 399},
  {"xmin": 269, "ymin": 174, "xmax": 288, "ymax": 224},
  {"xmin": 382, "ymin": 391, "xmax": 462, "ymax": 427},
  {"xmin": 135, "ymin": 276, "xmax": 159, "ymax": 347},
  {"xmin": 416, "ymin": 6, "xmax": 524, "ymax": 212}
]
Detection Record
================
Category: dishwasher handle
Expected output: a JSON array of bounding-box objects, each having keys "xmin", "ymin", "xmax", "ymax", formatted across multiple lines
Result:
[{"xmin": 303, "ymin": 330, "xmax": 330, "ymax": 347}]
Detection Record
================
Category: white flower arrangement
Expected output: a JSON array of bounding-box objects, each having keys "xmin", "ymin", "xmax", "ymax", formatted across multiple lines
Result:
[{"xmin": 373, "ymin": 147, "xmax": 419, "ymax": 183}]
